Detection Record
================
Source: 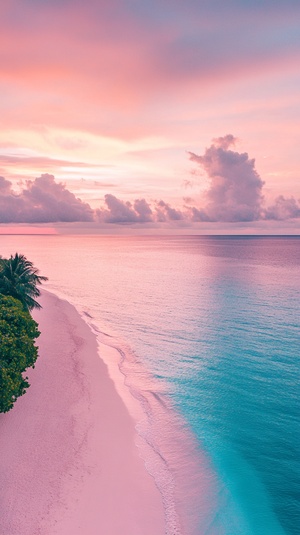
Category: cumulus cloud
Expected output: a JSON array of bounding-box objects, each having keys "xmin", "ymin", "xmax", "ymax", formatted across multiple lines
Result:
[
  {"xmin": 133, "ymin": 198, "xmax": 153, "ymax": 222},
  {"xmin": 99, "ymin": 195, "xmax": 139, "ymax": 223},
  {"xmin": 211, "ymin": 134, "xmax": 236, "ymax": 150},
  {"xmin": 0, "ymin": 137, "xmax": 299, "ymax": 226},
  {"xmin": 96, "ymin": 194, "xmax": 153, "ymax": 223},
  {"xmin": 264, "ymin": 195, "xmax": 300, "ymax": 220},
  {"xmin": 155, "ymin": 200, "xmax": 183, "ymax": 222},
  {"xmin": 0, "ymin": 176, "xmax": 184, "ymax": 225},
  {"xmin": 0, "ymin": 176, "xmax": 12, "ymax": 193},
  {"xmin": 186, "ymin": 206, "xmax": 211, "ymax": 222},
  {"xmin": 0, "ymin": 174, "xmax": 94, "ymax": 223},
  {"xmin": 97, "ymin": 195, "xmax": 184, "ymax": 224},
  {"xmin": 188, "ymin": 135, "xmax": 265, "ymax": 222}
]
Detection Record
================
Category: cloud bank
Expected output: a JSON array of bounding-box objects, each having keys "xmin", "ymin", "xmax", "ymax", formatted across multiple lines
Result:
[
  {"xmin": 0, "ymin": 137, "xmax": 299, "ymax": 225},
  {"xmin": 0, "ymin": 174, "xmax": 94, "ymax": 223}
]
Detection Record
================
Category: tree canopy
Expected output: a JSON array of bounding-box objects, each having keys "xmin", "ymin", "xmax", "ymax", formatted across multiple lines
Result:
[
  {"xmin": 0, "ymin": 295, "xmax": 40, "ymax": 412},
  {"xmin": 0, "ymin": 253, "xmax": 48, "ymax": 311}
]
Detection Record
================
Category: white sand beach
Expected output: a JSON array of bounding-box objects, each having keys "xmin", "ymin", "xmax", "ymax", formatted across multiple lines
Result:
[{"xmin": 0, "ymin": 292, "xmax": 165, "ymax": 535}]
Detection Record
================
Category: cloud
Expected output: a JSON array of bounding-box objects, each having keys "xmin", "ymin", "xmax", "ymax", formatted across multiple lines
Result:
[
  {"xmin": 0, "ymin": 136, "xmax": 299, "ymax": 226},
  {"xmin": 96, "ymin": 194, "xmax": 153, "ymax": 224},
  {"xmin": 211, "ymin": 134, "xmax": 236, "ymax": 150},
  {"xmin": 1, "ymin": 0, "xmax": 300, "ymax": 140},
  {"xmin": 0, "ymin": 174, "xmax": 94, "ymax": 223},
  {"xmin": 133, "ymin": 198, "xmax": 153, "ymax": 222},
  {"xmin": 155, "ymin": 200, "xmax": 183, "ymax": 222},
  {"xmin": 0, "ymin": 176, "xmax": 12, "ymax": 193},
  {"xmin": 0, "ymin": 154, "xmax": 101, "ymax": 170},
  {"xmin": 95, "ymin": 194, "xmax": 187, "ymax": 224},
  {"xmin": 182, "ymin": 179, "xmax": 195, "ymax": 189},
  {"xmin": 0, "ymin": 175, "xmax": 183, "ymax": 225},
  {"xmin": 188, "ymin": 135, "xmax": 300, "ymax": 222},
  {"xmin": 186, "ymin": 206, "xmax": 211, "ymax": 222},
  {"xmin": 99, "ymin": 195, "xmax": 139, "ymax": 223},
  {"xmin": 264, "ymin": 195, "xmax": 300, "ymax": 220},
  {"xmin": 188, "ymin": 135, "xmax": 265, "ymax": 222}
]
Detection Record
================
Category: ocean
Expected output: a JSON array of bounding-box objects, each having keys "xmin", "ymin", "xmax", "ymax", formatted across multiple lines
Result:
[{"xmin": 1, "ymin": 235, "xmax": 299, "ymax": 535}]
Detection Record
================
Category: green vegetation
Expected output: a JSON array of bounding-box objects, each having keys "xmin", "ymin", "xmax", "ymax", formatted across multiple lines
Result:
[
  {"xmin": 0, "ymin": 253, "xmax": 48, "ymax": 311},
  {"xmin": 0, "ymin": 254, "xmax": 47, "ymax": 412},
  {"xmin": 0, "ymin": 295, "xmax": 40, "ymax": 412}
]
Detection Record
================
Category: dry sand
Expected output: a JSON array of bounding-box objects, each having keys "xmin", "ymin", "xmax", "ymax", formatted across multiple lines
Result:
[{"xmin": 0, "ymin": 292, "xmax": 165, "ymax": 535}]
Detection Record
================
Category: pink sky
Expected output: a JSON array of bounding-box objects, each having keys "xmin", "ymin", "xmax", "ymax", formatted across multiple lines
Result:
[{"xmin": 0, "ymin": 0, "xmax": 299, "ymax": 231}]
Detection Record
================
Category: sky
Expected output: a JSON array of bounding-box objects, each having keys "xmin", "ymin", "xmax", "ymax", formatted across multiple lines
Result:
[{"xmin": 0, "ymin": 0, "xmax": 299, "ymax": 232}]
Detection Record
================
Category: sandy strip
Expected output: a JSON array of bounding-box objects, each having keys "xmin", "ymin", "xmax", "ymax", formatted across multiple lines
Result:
[{"xmin": 0, "ymin": 292, "xmax": 165, "ymax": 535}]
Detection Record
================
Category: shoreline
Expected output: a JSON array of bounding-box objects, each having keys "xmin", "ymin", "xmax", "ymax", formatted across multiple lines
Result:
[{"xmin": 0, "ymin": 291, "xmax": 165, "ymax": 535}]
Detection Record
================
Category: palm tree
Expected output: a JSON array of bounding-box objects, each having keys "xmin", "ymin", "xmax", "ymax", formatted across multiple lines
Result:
[{"xmin": 0, "ymin": 253, "xmax": 48, "ymax": 311}]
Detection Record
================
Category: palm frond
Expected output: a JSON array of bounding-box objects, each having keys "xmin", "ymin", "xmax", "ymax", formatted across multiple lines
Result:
[{"xmin": 0, "ymin": 253, "xmax": 48, "ymax": 311}]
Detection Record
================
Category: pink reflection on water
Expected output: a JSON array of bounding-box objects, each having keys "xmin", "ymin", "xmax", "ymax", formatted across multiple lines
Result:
[{"xmin": 0, "ymin": 226, "xmax": 57, "ymax": 234}]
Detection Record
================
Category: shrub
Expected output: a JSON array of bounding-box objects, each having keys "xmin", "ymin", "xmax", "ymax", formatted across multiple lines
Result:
[{"xmin": 0, "ymin": 295, "xmax": 40, "ymax": 413}]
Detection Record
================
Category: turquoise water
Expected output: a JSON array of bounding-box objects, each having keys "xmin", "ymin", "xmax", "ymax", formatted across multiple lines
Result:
[
  {"xmin": 0, "ymin": 235, "xmax": 299, "ymax": 534},
  {"xmin": 161, "ymin": 239, "xmax": 300, "ymax": 535}
]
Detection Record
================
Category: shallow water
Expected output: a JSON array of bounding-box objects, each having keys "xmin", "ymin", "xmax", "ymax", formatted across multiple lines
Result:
[{"xmin": 1, "ymin": 235, "xmax": 299, "ymax": 534}]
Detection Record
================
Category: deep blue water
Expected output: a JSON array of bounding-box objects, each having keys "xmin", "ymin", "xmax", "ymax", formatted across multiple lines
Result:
[{"xmin": 1, "ymin": 235, "xmax": 299, "ymax": 534}]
